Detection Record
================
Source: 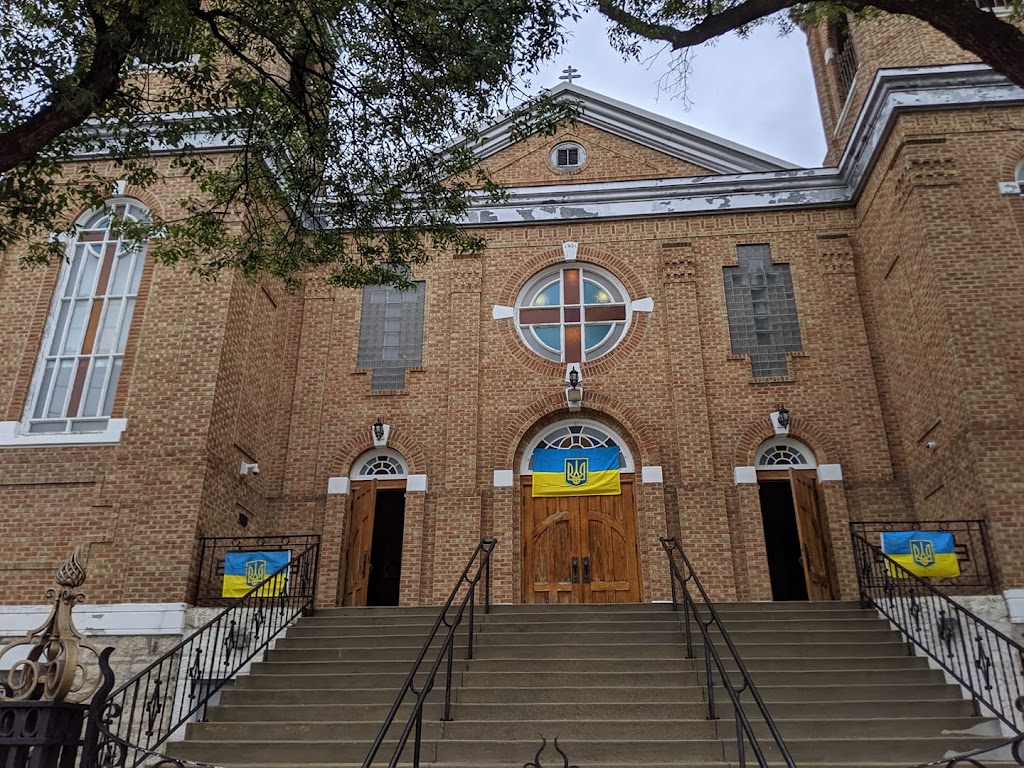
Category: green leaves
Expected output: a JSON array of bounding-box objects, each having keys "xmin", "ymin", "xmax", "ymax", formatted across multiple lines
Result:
[{"xmin": 1, "ymin": 0, "xmax": 578, "ymax": 287}]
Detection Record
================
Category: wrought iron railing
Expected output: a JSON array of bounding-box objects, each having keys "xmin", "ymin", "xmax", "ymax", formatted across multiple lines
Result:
[
  {"xmin": 852, "ymin": 532, "xmax": 1024, "ymax": 732},
  {"xmin": 362, "ymin": 537, "xmax": 497, "ymax": 768},
  {"xmin": 193, "ymin": 534, "xmax": 321, "ymax": 604},
  {"xmin": 850, "ymin": 520, "xmax": 994, "ymax": 593},
  {"xmin": 660, "ymin": 537, "xmax": 796, "ymax": 768},
  {"xmin": 82, "ymin": 539, "xmax": 321, "ymax": 768}
]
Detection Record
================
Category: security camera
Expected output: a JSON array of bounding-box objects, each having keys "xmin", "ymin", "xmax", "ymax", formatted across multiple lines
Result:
[{"xmin": 240, "ymin": 461, "xmax": 260, "ymax": 477}]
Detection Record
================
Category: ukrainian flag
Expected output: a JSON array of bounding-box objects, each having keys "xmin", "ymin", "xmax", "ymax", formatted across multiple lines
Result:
[
  {"xmin": 222, "ymin": 550, "xmax": 290, "ymax": 598},
  {"xmin": 532, "ymin": 446, "xmax": 621, "ymax": 497},
  {"xmin": 880, "ymin": 531, "xmax": 960, "ymax": 579}
]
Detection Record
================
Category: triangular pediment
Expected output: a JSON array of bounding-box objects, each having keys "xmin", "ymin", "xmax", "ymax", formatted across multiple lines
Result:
[{"xmin": 474, "ymin": 83, "xmax": 796, "ymax": 179}]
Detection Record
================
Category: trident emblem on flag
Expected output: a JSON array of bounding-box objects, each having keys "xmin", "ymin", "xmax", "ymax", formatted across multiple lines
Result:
[
  {"xmin": 564, "ymin": 458, "xmax": 589, "ymax": 487},
  {"xmin": 245, "ymin": 559, "xmax": 268, "ymax": 587},
  {"xmin": 910, "ymin": 539, "xmax": 936, "ymax": 568}
]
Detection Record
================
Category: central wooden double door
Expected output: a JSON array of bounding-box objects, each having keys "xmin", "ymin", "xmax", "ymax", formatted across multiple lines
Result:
[{"xmin": 521, "ymin": 476, "xmax": 642, "ymax": 603}]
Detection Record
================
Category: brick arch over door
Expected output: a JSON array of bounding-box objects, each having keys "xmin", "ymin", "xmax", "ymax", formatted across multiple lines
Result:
[
  {"xmin": 328, "ymin": 426, "xmax": 427, "ymax": 480},
  {"xmin": 502, "ymin": 392, "xmax": 660, "ymax": 473},
  {"xmin": 733, "ymin": 414, "xmax": 840, "ymax": 469}
]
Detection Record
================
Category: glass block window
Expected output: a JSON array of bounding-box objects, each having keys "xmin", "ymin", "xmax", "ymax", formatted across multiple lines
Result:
[
  {"xmin": 755, "ymin": 438, "xmax": 817, "ymax": 468},
  {"xmin": 723, "ymin": 244, "xmax": 803, "ymax": 378},
  {"xmin": 26, "ymin": 201, "xmax": 148, "ymax": 434},
  {"xmin": 357, "ymin": 282, "xmax": 425, "ymax": 390},
  {"xmin": 521, "ymin": 419, "xmax": 635, "ymax": 473},
  {"xmin": 351, "ymin": 448, "xmax": 409, "ymax": 479},
  {"xmin": 515, "ymin": 265, "xmax": 630, "ymax": 364}
]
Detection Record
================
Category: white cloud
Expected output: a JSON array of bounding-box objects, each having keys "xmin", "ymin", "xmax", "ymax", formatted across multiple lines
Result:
[{"xmin": 528, "ymin": 10, "xmax": 828, "ymax": 168}]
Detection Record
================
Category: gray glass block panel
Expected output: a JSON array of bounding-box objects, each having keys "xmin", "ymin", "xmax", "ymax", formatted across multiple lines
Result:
[
  {"xmin": 357, "ymin": 282, "xmax": 425, "ymax": 391},
  {"xmin": 723, "ymin": 245, "xmax": 804, "ymax": 378}
]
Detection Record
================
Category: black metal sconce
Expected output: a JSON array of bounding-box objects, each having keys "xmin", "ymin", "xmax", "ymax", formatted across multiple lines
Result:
[
  {"xmin": 776, "ymin": 404, "xmax": 790, "ymax": 429},
  {"xmin": 373, "ymin": 417, "xmax": 385, "ymax": 442}
]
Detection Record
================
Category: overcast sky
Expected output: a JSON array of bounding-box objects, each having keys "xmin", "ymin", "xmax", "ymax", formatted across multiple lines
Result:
[{"xmin": 527, "ymin": 10, "xmax": 829, "ymax": 169}]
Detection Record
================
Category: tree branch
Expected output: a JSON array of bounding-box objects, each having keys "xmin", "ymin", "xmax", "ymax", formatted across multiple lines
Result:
[
  {"xmin": 0, "ymin": 1, "xmax": 154, "ymax": 173},
  {"xmin": 596, "ymin": 0, "xmax": 802, "ymax": 48}
]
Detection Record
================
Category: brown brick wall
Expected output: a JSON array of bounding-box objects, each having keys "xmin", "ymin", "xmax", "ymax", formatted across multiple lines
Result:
[{"xmin": 3, "ymin": 57, "xmax": 1023, "ymax": 608}]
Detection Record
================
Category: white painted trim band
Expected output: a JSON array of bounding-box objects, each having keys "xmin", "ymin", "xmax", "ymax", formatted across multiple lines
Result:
[
  {"xmin": 0, "ymin": 603, "xmax": 188, "ymax": 640},
  {"xmin": 0, "ymin": 419, "xmax": 128, "ymax": 447}
]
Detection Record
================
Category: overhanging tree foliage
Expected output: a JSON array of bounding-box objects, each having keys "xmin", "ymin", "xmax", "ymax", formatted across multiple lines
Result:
[
  {"xmin": 594, "ymin": 0, "xmax": 1024, "ymax": 97},
  {"xmin": 0, "ymin": 0, "xmax": 577, "ymax": 287}
]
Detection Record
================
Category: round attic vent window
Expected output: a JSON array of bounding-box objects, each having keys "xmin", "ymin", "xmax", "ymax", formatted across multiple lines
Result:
[{"xmin": 550, "ymin": 142, "xmax": 586, "ymax": 172}]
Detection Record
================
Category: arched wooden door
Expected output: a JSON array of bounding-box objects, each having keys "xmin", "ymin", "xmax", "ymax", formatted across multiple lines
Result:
[{"xmin": 522, "ymin": 475, "xmax": 641, "ymax": 603}]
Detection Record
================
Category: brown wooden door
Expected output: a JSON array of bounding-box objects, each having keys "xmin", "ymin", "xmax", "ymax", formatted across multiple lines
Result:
[
  {"xmin": 343, "ymin": 479, "xmax": 377, "ymax": 606},
  {"xmin": 522, "ymin": 476, "xmax": 641, "ymax": 604},
  {"xmin": 789, "ymin": 469, "xmax": 834, "ymax": 601}
]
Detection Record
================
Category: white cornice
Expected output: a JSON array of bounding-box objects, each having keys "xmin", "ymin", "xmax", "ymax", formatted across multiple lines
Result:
[{"xmin": 464, "ymin": 65, "xmax": 1024, "ymax": 226}]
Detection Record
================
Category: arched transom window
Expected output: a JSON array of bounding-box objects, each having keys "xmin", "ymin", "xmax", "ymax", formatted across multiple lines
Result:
[
  {"xmin": 515, "ymin": 264, "xmax": 631, "ymax": 363},
  {"xmin": 350, "ymin": 448, "xmax": 409, "ymax": 479},
  {"xmin": 521, "ymin": 419, "xmax": 634, "ymax": 473},
  {"xmin": 755, "ymin": 437, "xmax": 817, "ymax": 468},
  {"xmin": 27, "ymin": 200, "xmax": 148, "ymax": 434}
]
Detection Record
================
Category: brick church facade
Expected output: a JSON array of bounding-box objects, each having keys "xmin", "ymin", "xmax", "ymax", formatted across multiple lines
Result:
[{"xmin": 2, "ymin": 11, "xmax": 1024, "ymax": 618}]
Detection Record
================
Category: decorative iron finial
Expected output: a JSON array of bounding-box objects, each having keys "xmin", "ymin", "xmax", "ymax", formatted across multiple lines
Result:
[
  {"xmin": 0, "ymin": 545, "xmax": 103, "ymax": 703},
  {"xmin": 524, "ymin": 735, "xmax": 579, "ymax": 768},
  {"xmin": 559, "ymin": 66, "xmax": 580, "ymax": 84}
]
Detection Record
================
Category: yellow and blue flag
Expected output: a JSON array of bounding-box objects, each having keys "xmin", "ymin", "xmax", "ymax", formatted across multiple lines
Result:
[
  {"xmin": 532, "ymin": 446, "xmax": 621, "ymax": 497},
  {"xmin": 222, "ymin": 550, "xmax": 290, "ymax": 598},
  {"xmin": 880, "ymin": 531, "xmax": 960, "ymax": 578}
]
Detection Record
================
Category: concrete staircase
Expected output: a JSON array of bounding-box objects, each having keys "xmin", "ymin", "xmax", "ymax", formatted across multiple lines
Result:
[{"xmin": 170, "ymin": 601, "xmax": 1008, "ymax": 767}]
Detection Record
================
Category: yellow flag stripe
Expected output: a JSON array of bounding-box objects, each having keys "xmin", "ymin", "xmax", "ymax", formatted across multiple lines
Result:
[
  {"xmin": 532, "ymin": 468, "xmax": 621, "ymax": 497},
  {"xmin": 886, "ymin": 552, "xmax": 960, "ymax": 579},
  {"xmin": 222, "ymin": 573, "xmax": 286, "ymax": 597}
]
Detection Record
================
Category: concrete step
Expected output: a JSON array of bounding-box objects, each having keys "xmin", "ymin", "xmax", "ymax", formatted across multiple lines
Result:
[
  {"xmin": 245, "ymin": 659, "xmax": 469, "ymax": 676},
  {"xmin": 275, "ymin": 633, "xmax": 468, "ymax": 648},
  {"xmin": 469, "ymin": 627, "xmax": 901, "ymax": 646},
  {"xmin": 221, "ymin": 687, "xmax": 418, "ymax": 706},
  {"xmin": 264, "ymin": 646, "xmax": 469, "ymax": 663},
  {"xmin": 722, "ymin": 716, "xmax": 996, "ymax": 739},
  {"xmin": 457, "ymin": 685, "xmax": 703, "ymax": 704},
  {"xmin": 440, "ymin": 718, "xmax": 720, "ymax": 740},
  {"xmin": 207, "ymin": 702, "xmax": 445, "ymax": 723},
  {"xmin": 723, "ymin": 735, "xmax": 1010, "ymax": 763},
  {"xmin": 237, "ymin": 671, "xmax": 463, "ymax": 689},
  {"xmin": 434, "ymin": 737, "xmax": 727, "ymax": 762},
  {"xmin": 170, "ymin": 739, "xmax": 437, "ymax": 764},
  {"xmin": 186, "ymin": 721, "xmax": 441, "ymax": 741}
]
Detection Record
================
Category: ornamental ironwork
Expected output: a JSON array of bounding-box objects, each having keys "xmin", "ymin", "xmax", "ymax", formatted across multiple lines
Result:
[
  {"xmin": 0, "ymin": 546, "xmax": 103, "ymax": 703},
  {"xmin": 524, "ymin": 735, "xmax": 579, "ymax": 768}
]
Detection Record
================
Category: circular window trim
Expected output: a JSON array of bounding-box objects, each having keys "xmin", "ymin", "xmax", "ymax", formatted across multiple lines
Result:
[
  {"xmin": 513, "ymin": 263, "xmax": 633, "ymax": 364},
  {"xmin": 520, "ymin": 418, "xmax": 635, "ymax": 474},
  {"xmin": 350, "ymin": 447, "xmax": 409, "ymax": 479},
  {"xmin": 549, "ymin": 141, "xmax": 587, "ymax": 173},
  {"xmin": 754, "ymin": 437, "xmax": 817, "ymax": 469}
]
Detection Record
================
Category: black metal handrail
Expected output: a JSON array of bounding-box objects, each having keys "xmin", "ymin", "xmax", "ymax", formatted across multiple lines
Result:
[
  {"xmin": 849, "ymin": 520, "xmax": 994, "ymax": 593},
  {"xmin": 82, "ymin": 540, "xmax": 321, "ymax": 768},
  {"xmin": 661, "ymin": 537, "xmax": 796, "ymax": 768},
  {"xmin": 193, "ymin": 534, "xmax": 321, "ymax": 604},
  {"xmin": 362, "ymin": 537, "xmax": 497, "ymax": 768},
  {"xmin": 852, "ymin": 532, "xmax": 1024, "ymax": 732}
]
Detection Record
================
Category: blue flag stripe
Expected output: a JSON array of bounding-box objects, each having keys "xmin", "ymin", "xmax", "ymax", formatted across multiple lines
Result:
[
  {"xmin": 533, "ymin": 446, "xmax": 619, "ymax": 474},
  {"xmin": 880, "ymin": 531, "xmax": 955, "ymax": 556}
]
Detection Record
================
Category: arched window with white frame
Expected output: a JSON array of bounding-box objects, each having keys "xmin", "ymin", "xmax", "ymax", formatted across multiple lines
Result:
[
  {"xmin": 25, "ymin": 200, "xmax": 149, "ymax": 435},
  {"xmin": 520, "ymin": 419, "xmax": 635, "ymax": 474},
  {"xmin": 755, "ymin": 437, "xmax": 817, "ymax": 469},
  {"xmin": 1015, "ymin": 159, "xmax": 1024, "ymax": 185},
  {"xmin": 350, "ymin": 448, "xmax": 409, "ymax": 479}
]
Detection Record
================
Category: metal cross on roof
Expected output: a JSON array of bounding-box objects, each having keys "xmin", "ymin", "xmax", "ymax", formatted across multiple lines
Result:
[{"xmin": 559, "ymin": 66, "xmax": 581, "ymax": 83}]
